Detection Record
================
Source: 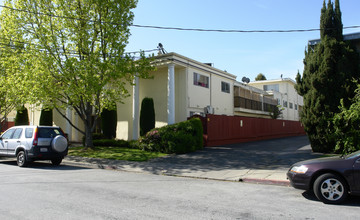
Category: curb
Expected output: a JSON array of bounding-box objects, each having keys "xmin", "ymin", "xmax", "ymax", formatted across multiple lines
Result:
[
  {"xmin": 240, "ymin": 178, "xmax": 290, "ymax": 187},
  {"xmin": 63, "ymin": 158, "xmax": 290, "ymax": 187}
]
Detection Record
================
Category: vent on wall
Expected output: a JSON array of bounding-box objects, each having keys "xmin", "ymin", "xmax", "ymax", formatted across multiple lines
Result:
[{"xmin": 204, "ymin": 106, "xmax": 214, "ymax": 114}]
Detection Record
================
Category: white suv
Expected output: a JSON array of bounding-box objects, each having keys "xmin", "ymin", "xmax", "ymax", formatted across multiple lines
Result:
[{"xmin": 0, "ymin": 126, "xmax": 68, "ymax": 167}]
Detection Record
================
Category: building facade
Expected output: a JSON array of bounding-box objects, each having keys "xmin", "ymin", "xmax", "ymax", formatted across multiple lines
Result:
[
  {"xmin": 249, "ymin": 79, "xmax": 303, "ymax": 121},
  {"xmin": 3, "ymin": 52, "xmax": 303, "ymax": 142}
]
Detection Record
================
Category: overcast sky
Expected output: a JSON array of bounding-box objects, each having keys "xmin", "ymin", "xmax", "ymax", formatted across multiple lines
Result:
[{"xmin": 126, "ymin": 0, "xmax": 360, "ymax": 82}]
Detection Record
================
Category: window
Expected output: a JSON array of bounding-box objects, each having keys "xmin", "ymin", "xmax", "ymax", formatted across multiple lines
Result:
[
  {"xmin": 289, "ymin": 102, "xmax": 293, "ymax": 109},
  {"xmin": 13, "ymin": 128, "xmax": 23, "ymax": 139},
  {"xmin": 193, "ymin": 72, "xmax": 209, "ymax": 88},
  {"xmin": 295, "ymin": 104, "xmax": 298, "ymax": 110},
  {"xmin": 25, "ymin": 128, "xmax": 34, "ymax": 138},
  {"xmin": 221, "ymin": 81, "xmax": 230, "ymax": 93},
  {"xmin": 263, "ymin": 84, "xmax": 279, "ymax": 92},
  {"xmin": 283, "ymin": 101, "xmax": 288, "ymax": 108},
  {"xmin": 1, "ymin": 128, "xmax": 15, "ymax": 139}
]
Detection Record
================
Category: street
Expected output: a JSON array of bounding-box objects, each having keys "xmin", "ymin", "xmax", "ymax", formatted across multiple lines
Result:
[{"xmin": 0, "ymin": 160, "xmax": 359, "ymax": 220}]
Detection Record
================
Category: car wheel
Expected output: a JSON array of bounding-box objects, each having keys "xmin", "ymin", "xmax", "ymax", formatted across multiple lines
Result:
[
  {"xmin": 17, "ymin": 151, "xmax": 28, "ymax": 167},
  {"xmin": 51, "ymin": 135, "xmax": 68, "ymax": 153},
  {"xmin": 313, "ymin": 173, "xmax": 348, "ymax": 204},
  {"xmin": 51, "ymin": 158, "xmax": 62, "ymax": 166}
]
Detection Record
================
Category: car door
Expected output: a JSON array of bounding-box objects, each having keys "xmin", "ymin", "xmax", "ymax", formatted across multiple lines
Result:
[
  {"xmin": 354, "ymin": 157, "xmax": 360, "ymax": 191},
  {"xmin": 6, "ymin": 128, "xmax": 23, "ymax": 156},
  {"xmin": 0, "ymin": 128, "xmax": 15, "ymax": 155}
]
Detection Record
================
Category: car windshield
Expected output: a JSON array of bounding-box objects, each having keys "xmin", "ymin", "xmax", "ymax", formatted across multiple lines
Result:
[{"xmin": 345, "ymin": 150, "xmax": 360, "ymax": 159}]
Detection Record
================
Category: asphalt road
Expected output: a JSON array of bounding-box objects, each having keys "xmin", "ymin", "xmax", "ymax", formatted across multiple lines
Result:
[{"xmin": 0, "ymin": 160, "xmax": 359, "ymax": 220}]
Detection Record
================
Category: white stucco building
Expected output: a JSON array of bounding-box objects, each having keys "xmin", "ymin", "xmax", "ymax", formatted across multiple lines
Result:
[{"xmin": 248, "ymin": 78, "xmax": 304, "ymax": 121}]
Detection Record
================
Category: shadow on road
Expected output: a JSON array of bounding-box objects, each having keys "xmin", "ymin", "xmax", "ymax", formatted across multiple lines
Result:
[
  {"xmin": 302, "ymin": 191, "xmax": 360, "ymax": 207},
  {"xmin": 64, "ymin": 135, "xmax": 321, "ymax": 175},
  {"xmin": 0, "ymin": 159, "xmax": 91, "ymax": 171}
]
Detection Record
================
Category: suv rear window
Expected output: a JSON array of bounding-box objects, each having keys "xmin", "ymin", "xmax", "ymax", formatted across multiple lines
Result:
[{"xmin": 38, "ymin": 128, "xmax": 64, "ymax": 138}]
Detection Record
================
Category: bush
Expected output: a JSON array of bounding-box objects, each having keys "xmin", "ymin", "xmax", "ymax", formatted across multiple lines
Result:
[
  {"xmin": 101, "ymin": 104, "xmax": 117, "ymax": 139},
  {"xmin": 93, "ymin": 139, "xmax": 129, "ymax": 148},
  {"xmin": 137, "ymin": 118, "xmax": 203, "ymax": 154},
  {"xmin": 15, "ymin": 105, "xmax": 29, "ymax": 126},
  {"xmin": 82, "ymin": 133, "xmax": 107, "ymax": 146},
  {"xmin": 39, "ymin": 108, "xmax": 53, "ymax": 126},
  {"xmin": 140, "ymin": 97, "xmax": 155, "ymax": 136}
]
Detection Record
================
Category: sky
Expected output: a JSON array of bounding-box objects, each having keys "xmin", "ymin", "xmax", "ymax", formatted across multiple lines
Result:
[{"xmin": 126, "ymin": 0, "xmax": 360, "ymax": 82}]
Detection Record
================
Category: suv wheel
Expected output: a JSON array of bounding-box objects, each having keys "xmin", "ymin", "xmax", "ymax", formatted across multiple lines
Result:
[
  {"xmin": 17, "ymin": 151, "xmax": 28, "ymax": 167},
  {"xmin": 313, "ymin": 173, "xmax": 348, "ymax": 204},
  {"xmin": 51, "ymin": 158, "xmax": 63, "ymax": 166}
]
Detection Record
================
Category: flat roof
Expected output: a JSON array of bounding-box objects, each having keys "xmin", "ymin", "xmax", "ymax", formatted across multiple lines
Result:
[{"xmin": 309, "ymin": 32, "xmax": 360, "ymax": 45}]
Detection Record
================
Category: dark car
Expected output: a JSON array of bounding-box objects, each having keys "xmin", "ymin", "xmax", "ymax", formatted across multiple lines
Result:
[{"xmin": 287, "ymin": 151, "xmax": 360, "ymax": 204}]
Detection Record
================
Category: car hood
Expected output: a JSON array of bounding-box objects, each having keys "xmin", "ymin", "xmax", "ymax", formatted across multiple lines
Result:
[{"xmin": 292, "ymin": 156, "xmax": 345, "ymax": 166}]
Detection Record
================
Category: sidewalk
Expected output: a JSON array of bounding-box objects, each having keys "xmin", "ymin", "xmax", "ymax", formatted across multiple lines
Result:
[{"xmin": 63, "ymin": 136, "xmax": 320, "ymax": 186}]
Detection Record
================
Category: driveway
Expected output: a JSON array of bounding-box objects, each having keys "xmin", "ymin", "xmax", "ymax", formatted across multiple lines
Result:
[{"xmin": 64, "ymin": 135, "xmax": 320, "ymax": 184}]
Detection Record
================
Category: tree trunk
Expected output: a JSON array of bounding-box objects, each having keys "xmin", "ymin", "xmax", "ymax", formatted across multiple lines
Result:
[{"xmin": 84, "ymin": 103, "xmax": 94, "ymax": 149}]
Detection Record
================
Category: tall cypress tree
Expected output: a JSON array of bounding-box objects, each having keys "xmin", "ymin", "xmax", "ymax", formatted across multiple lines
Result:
[{"xmin": 296, "ymin": 0, "xmax": 360, "ymax": 153}]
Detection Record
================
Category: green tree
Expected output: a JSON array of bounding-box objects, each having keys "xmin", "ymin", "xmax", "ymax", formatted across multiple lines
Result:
[
  {"xmin": 0, "ymin": 0, "xmax": 154, "ymax": 148},
  {"xmin": 140, "ymin": 97, "xmax": 155, "ymax": 136},
  {"xmin": 333, "ymin": 86, "xmax": 360, "ymax": 155},
  {"xmin": 101, "ymin": 103, "xmax": 117, "ymax": 139},
  {"xmin": 15, "ymin": 105, "xmax": 29, "ymax": 126},
  {"xmin": 295, "ymin": 0, "xmax": 360, "ymax": 153},
  {"xmin": 39, "ymin": 108, "xmax": 53, "ymax": 126},
  {"xmin": 255, "ymin": 73, "xmax": 267, "ymax": 81}
]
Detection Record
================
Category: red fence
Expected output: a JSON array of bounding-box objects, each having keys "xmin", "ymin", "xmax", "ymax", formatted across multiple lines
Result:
[
  {"xmin": 192, "ymin": 114, "xmax": 306, "ymax": 147},
  {"xmin": 1, "ymin": 121, "xmax": 15, "ymax": 132}
]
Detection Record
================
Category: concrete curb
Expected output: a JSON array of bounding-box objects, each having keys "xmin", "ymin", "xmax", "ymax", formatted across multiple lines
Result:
[
  {"xmin": 62, "ymin": 157, "xmax": 290, "ymax": 187},
  {"xmin": 240, "ymin": 178, "xmax": 290, "ymax": 187}
]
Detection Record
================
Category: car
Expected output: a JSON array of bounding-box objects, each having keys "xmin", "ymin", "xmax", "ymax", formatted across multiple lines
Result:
[
  {"xmin": 287, "ymin": 151, "xmax": 360, "ymax": 204},
  {"xmin": 0, "ymin": 126, "xmax": 68, "ymax": 167}
]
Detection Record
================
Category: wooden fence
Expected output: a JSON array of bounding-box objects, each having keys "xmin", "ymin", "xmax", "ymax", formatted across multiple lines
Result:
[{"xmin": 191, "ymin": 114, "xmax": 306, "ymax": 147}]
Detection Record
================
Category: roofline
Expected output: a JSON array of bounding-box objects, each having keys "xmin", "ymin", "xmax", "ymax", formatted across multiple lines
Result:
[
  {"xmin": 153, "ymin": 52, "xmax": 237, "ymax": 80},
  {"xmin": 248, "ymin": 78, "xmax": 297, "ymax": 85},
  {"xmin": 309, "ymin": 32, "xmax": 360, "ymax": 45}
]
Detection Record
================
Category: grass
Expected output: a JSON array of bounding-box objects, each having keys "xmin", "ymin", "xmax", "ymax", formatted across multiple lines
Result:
[{"xmin": 68, "ymin": 146, "xmax": 167, "ymax": 162}]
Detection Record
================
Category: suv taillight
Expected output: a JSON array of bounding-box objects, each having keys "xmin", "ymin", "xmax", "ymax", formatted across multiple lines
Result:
[{"xmin": 33, "ymin": 127, "xmax": 38, "ymax": 146}]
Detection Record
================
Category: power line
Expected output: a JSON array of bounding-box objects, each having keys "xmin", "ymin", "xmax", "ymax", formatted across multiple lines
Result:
[
  {"xmin": 1, "ymin": 5, "xmax": 359, "ymax": 34},
  {"xmin": 131, "ymin": 24, "xmax": 360, "ymax": 33}
]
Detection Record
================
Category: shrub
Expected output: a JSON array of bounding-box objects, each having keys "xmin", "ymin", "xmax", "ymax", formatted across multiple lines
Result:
[
  {"xmin": 101, "ymin": 104, "xmax": 117, "ymax": 139},
  {"xmin": 93, "ymin": 139, "xmax": 129, "ymax": 148},
  {"xmin": 15, "ymin": 105, "xmax": 29, "ymax": 126},
  {"xmin": 140, "ymin": 97, "xmax": 155, "ymax": 136},
  {"xmin": 39, "ymin": 108, "xmax": 53, "ymax": 126},
  {"xmin": 138, "ymin": 118, "xmax": 203, "ymax": 154},
  {"xmin": 82, "ymin": 133, "xmax": 107, "ymax": 146}
]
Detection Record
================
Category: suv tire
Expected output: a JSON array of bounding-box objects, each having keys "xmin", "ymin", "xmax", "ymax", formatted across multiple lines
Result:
[
  {"xmin": 51, "ymin": 135, "xmax": 68, "ymax": 153},
  {"xmin": 51, "ymin": 158, "xmax": 63, "ymax": 166},
  {"xmin": 17, "ymin": 151, "xmax": 28, "ymax": 167}
]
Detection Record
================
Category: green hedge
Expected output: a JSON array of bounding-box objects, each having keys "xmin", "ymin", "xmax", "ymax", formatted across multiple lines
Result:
[
  {"xmin": 15, "ymin": 105, "xmax": 29, "ymax": 126},
  {"xmin": 93, "ymin": 139, "xmax": 129, "ymax": 148},
  {"xmin": 140, "ymin": 97, "xmax": 155, "ymax": 136},
  {"xmin": 137, "ymin": 118, "xmax": 203, "ymax": 154}
]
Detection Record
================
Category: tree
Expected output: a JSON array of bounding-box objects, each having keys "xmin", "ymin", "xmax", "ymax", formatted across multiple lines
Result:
[
  {"xmin": 15, "ymin": 105, "xmax": 29, "ymax": 126},
  {"xmin": 255, "ymin": 73, "xmax": 267, "ymax": 81},
  {"xmin": 295, "ymin": 0, "xmax": 360, "ymax": 153},
  {"xmin": 39, "ymin": 108, "xmax": 53, "ymax": 126},
  {"xmin": 1, "ymin": 0, "xmax": 154, "ymax": 148},
  {"xmin": 332, "ymin": 86, "xmax": 360, "ymax": 155},
  {"xmin": 101, "ymin": 103, "xmax": 117, "ymax": 139},
  {"xmin": 140, "ymin": 97, "xmax": 155, "ymax": 136},
  {"xmin": 269, "ymin": 105, "xmax": 283, "ymax": 120}
]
